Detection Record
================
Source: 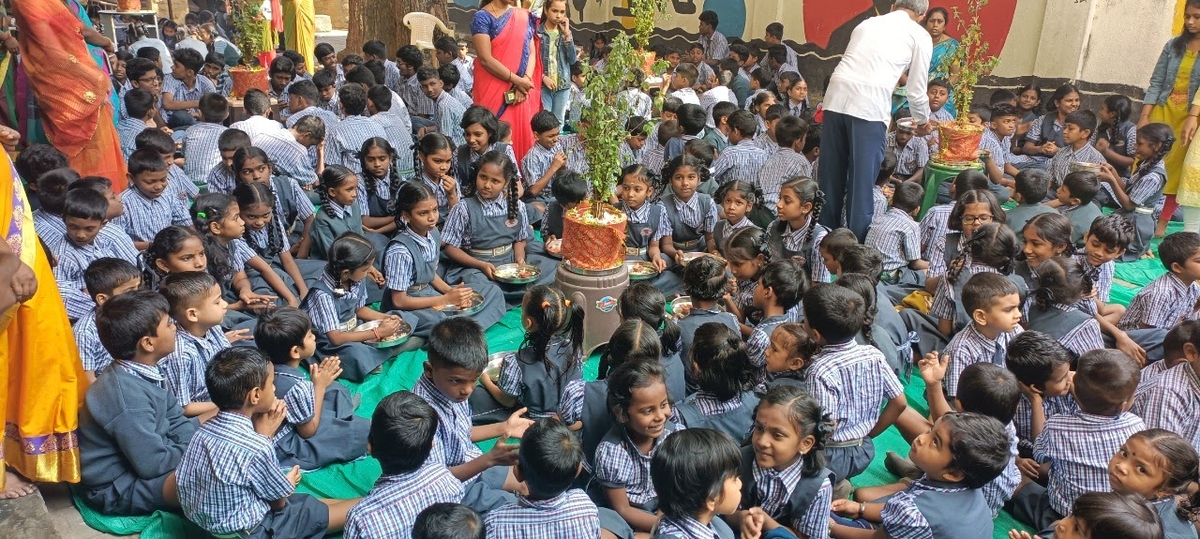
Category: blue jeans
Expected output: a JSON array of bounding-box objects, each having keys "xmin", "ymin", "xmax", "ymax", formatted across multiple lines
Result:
[
  {"xmin": 817, "ymin": 110, "xmax": 887, "ymax": 240},
  {"xmin": 542, "ymin": 88, "xmax": 570, "ymax": 127}
]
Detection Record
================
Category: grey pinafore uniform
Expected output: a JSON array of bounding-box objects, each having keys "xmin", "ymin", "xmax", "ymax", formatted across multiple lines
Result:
[
  {"xmin": 272, "ymin": 364, "xmax": 370, "ymax": 470},
  {"xmin": 300, "ymin": 277, "xmax": 417, "ymax": 382},
  {"xmin": 443, "ymin": 196, "xmax": 557, "ymax": 306},
  {"xmin": 624, "ymin": 203, "xmax": 682, "ymax": 295},
  {"xmin": 674, "ymin": 390, "xmax": 760, "ymax": 445}
]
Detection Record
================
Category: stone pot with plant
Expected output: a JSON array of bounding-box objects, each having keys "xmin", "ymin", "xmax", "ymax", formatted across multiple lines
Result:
[
  {"xmin": 228, "ymin": 0, "xmax": 271, "ymax": 98},
  {"xmin": 936, "ymin": 0, "xmax": 1001, "ymax": 163}
]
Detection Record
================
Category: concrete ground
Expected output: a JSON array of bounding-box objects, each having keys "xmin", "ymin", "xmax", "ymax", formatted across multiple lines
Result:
[{"xmin": 0, "ymin": 482, "xmax": 133, "ymax": 539}]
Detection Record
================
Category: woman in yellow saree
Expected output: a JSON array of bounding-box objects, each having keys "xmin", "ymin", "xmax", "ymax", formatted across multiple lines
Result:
[
  {"xmin": 0, "ymin": 127, "xmax": 84, "ymax": 497},
  {"xmin": 282, "ymin": 0, "xmax": 316, "ymax": 73}
]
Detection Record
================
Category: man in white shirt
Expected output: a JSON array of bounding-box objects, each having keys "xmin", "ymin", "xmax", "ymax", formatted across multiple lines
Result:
[{"xmin": 817, "ymin": 0, "xmax": 936, "ymax": 240}]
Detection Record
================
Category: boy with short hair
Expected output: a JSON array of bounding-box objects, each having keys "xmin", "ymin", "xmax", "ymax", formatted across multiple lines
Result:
[
  {"xmin": 642, "ymin": 119, "xmax": 679, "ymax": 178},
  {"xmin": 940, "ymin": 273, "xmax": 1024, "ymax": 401},
  {"xmin": 803, "ymin": 283, "xmax": 907, "ymax": 483},
  {"xmin": 159, "ymin": 271, "xmax": 232, "ymax": 419},
  {"xmin": 922, "ymin": 78, "xmax": 955, "ymax": 154},
  {"xmin": 886, "ymin": 119, "xmax": 928, "ymax": 183},
  {"xmin": 53, "ymin": 189, "xmax": 138, "ymax": 321},
  {"xmin": 758, "ymin": 115, "xmax": 811, "ymax": 207},
  {"xmin": 328, "ymin": 84, "xmax": 387, "ymax": 180},
  {"xmin": 650, "ymin": 429, "xmax": 741, "ymax": 539},
  {"xmin": 161, "ymin": 47, "xmax": 217, "ymax": 128},
  {"xmin": 711, "ymin": 110, "xmax": 766, "ymax": 185},
  {"xmin": 1005, "ymin": 169, "xmax": 1056, "ymax": 232},
  {"xmin": 865, "ymin": 181, "xmax": 928, "ymax": 281},
  {"xmin": 364, "ymin": 85, "xmax": 416, "ymax": 177},
  {"xmin": 484, "ymin": 418, "xmax": 603, "ymax": 538},
  {"xmin": 1055, "ymin": 170, "xmax": 1103, "ymax": 246},
  {"xmin": 229, "ymin": 89, "xmax": 284, "ymax": 141},
  {"xmin": 419, "ymin": 66, "xmax": 467, "ymax": 147},
  {"xmin": 343, "ymin": 391, "xmax": 464, "ymax": 539},
  {"xmin": 177, "ymin": 347, "xmax": 359, "ymax": 538},
  {"xmin": 412, "ymin": 317, "xmax": 532, "ymax": 512},
  {"xmin": 704, "ymin": 101, "xmax": 737, "ymax": 153},
  {"xmin": 522, "ymin": 110, "xmax": 567, "ymax": 214},
  {"xmin": 182, "ymin": 93, "xmax": 230, "ymax": 184},
  {"xmin": 829, "ymin": 413, "xmax": 1009, "ymax": 538},
  {"xmin": 566, "ymin": 62, "xmax": 587, "ymax": 128},
  {"xmin": 206, "ymin": 129, "xmax": 252, "ymax": 195},
  {"xmin": 1009, "ymin": 349, "xmax": 1144, "ymax": 532},
  {"xmin": 439, "ymin": 64, "xmax": 474, "ymax": 109},
  {"xmin": 752, "ymin": 103, "xmax": 787, "ymax": 156},
  {"xmin": 664, "ymin": 103, "xmax": 708, "ymax": 163},
  {"xmin": 287, "ymin": 79, "xmax": 342, "ymax": 130},
  {"xmin": 541, "ymin": 169, "xmax": 588, "ymax": 244},
  {"xmin": 121, "ymin": 148, "xmax": 192, "ymax": 250},
  {"xmin": 1003, "ymin": 331, "xmax": 1078, "ymax": 459},
  {"xmin": 1141, "ymin": 320, "xmax": 1200, "ymax": 451},
  {"xmin": 979, "ymin": 103, "xmax": 1022, "ymax": 189},
  {"xmin": 1049, "ymin": 110, "xmax": 1105, "ymax": 187},
  {"xmin": 79, "ymin": 291, "xmax": 197, "ymax": 516},
  {"xmin": 1132, "ymin": 320, "xmax": 1199, "ymax": 417},
  {"xmin": 312, "ymin": 68, "xmax": 341, "ymax": 114},
  {"xmin": 414, "ymin": 504, "xmax": 485, "ymax": 539},
  {"xmin": 669, "ymin": 63, "xmax": 702, "ymax": 106},
  {"xmin": 434, "ymin": 36, "xmax": 472, "ymax": 96},
  {"xmin": 77, "ymin": 258, "xmax": 142, "ymax": 381},
  {"xmin": 118, "ymin": 89, "xmax": 160, "ymax": 160},
  {"xmin": 135, "ymin": 127, "xmax": 200, "ymax": 201},
  {"xmin": 203, "ymin": 51, "xmax": 232, "ymax": 98},
  {"xmin": 1119, "ymin": 231, "xmax": 1200, "ymax": 331}
]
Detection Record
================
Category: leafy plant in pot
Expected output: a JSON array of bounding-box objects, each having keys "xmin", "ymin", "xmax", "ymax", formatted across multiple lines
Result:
[
  {"xmin": 560, "ymin": 0, "xmax": 666, "ymax": 271},
  {"xmin": 228, "ymin": 0, "xmax": 271, "ymax": 98},
  {"xmin": 936, "ymin": 0, "xmax": 1001, "ymax": 163}
]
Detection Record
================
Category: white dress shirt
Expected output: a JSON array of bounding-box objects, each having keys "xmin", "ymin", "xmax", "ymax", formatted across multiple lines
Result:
[{"xmin": 823, "ymin": 10, "xmax": 932, "ymax": 124}]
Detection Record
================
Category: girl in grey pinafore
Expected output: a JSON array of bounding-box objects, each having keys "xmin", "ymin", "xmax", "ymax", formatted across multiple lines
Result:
[
  {"xmin": 441, "ymin": 193, "xmax": 557, "ymax": 306},
  {"xmin": 675, "ymin": 322, "xmax": 759, "ymax": 444},
  {"xmin": 621, "ymin": 200, "xmax": 683, "ymax": 295},
  {"xmin": 1110, "ymin": 145, "xmax": 1169, "ymax": 261},
  {"xmin": 272, "ymin": 364, "xmax": 370, "ymax": 470},
  {"xmin": 234, "ymin": 182, "xmax": 324, "ymax": 296}
]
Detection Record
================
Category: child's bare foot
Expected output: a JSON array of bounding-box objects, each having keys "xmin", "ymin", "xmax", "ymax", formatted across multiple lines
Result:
[{"xmin": 0, "ymin": 470, "xmax": 36, "ymax": 499}]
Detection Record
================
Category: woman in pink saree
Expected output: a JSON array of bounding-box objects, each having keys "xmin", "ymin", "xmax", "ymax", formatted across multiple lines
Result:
[{"xmin": 472, "ymin": 0, "xmax": 542, "ymax": 160}]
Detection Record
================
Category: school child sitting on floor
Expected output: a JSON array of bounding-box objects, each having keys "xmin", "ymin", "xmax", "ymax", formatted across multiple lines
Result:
[
  {"xmin": 886, "ymin": 118, "xmax": 927, "ymax": 183},
  {"xmin": 1026, "ymin": 257, "xmax": 1106, "ymax": 358},
  {"xmin": 1001, "ymin": 332, "xmax": 1078, "ymax": 466},
  {"xmin": 455, "ymin": 106, "xmax": 522, "ymax": 188},
  {"xmin": 522, "ymin": 110, "xmax": 568, "ymax": 218},
  {"xmin": 675, "ymin": 322, "xmax": 760, "ymax": 442},
  {"xmin": 661, "ymin": 154, "xmax": 719, "ymax": 265},
  {"xmin": 1008, "ymin": 349, "xmax": 1145, "ymax": 534},
  {"xmin": 1014, "ymin": 210, "xmax": 1074, "ymax": 291},
  {"xmin": 939, "ymin": 272, "xmax": 1024, "ymax": 403},
  {"xmin": 53, "ymin": 189, "xmax": 140, "ymax": 321},
  {"xmin": 540, "ymin": 169, "xmax": 588, "ymax": 244},
  {"xmin": 158, "ymin": 271, "xmax": 235, "ymax": 419},
  {"xmin": 618, "ymin": 165, "xmax": 672, "ymax": 273},
  {"xmin": 1053, "ymin": 171, "xmax": 1105, "ymax": 247},
  {"xmin": 677, "ymin": 254, "xmax": 740, "ymax": 364},
  {"xmin": 356, "ymin": 137, "xmax": 403, "ymax": 236},
  {"xmin": 122, "ymin": 149, "xmax": 193, "ymax": 251},
  {"xmin": 866, "ymin": 181, "xmax": 927, "ymax": 289},
  {"xmin": 176, "ymin": 347, "xmax": 360, "ymax": 538},
  {"xmin": 231, "ymin": 147, "xmax": 317, "ymax": 257},
  {"xmin": 1107, "ymin": 430, "xmax": 1200, "ymax": 539},
  {"xmin": 1048, "ymin": 110, "xmax": 1105, "ymax": 190},
  {"xmin": 234, "ymin": 182, "xmax": 320, "ymax": 302},
  {"xmin": 803, "ymin": 283, "xmax": 906, "ymax": 484},
  {"xmin": 1132, "ymin": 321, "xmax": 1199, "ymax": 417},
  {"xmin": 649, "ymin": 428, "xmax": 742, "ymax": 539},
  {"xmin": 829, "ymin": 413, "xmax": 1010, "ymax": 539},
  {"xmin": 1097, "ymin": 123, "xmax": 1173, "ymax": 260},
  {"xmin": 834, "ymin": 274, "xmax": 904, "ymax": 374},
  {"xmin": 254, "ymin": 307, "xmax": 369, "ymax": 470},
  {"xmin": 723, "ymin": 227, "xmax": 770, "ymax": 336},
  {"xmin": 711, "ymin": 111, "xmax": 768, "ymax": 185},
  {"xmin": 766, "ymin": 178, "xmax": 831, "ymax": 283},
  {"xmin": 76, "ymin": 258, "xmax": 142, "ymax": 381},
  {"xmin": 872, "ymin": 153, "xmax": 897, "ymax": 221},
  {"xmin": 413, "ymin": 317, "xmax": 533, "ymax": 513},
  {"xmin": 713, "ymin": 181, "xmax": 763, "ymax": 258},
  {"xmin": 836, "ymin": 245, "xmax": 914, "ymax": 365},
  {"xmin": 78, "ymin": 291, "xmax": 197, "ymax": 517},
  {"xmin": 310, "ymin": 165, "xmax": 390, "ymax": 263},
  {"xmin": 746, "ymin": 259, "xmax": 806, "ymax": 379},
  {"xmin": 979, "ymin": 103, "xmax": 1022, "ymax": 193},
  {"xmin": 759, "ymin": 322, "xmax": 820, "ymax": 390},
  {"xmin": 413, "ymin": 503, "xmax": 485, "ymax": 539},
  {"xmin": 192, "ymin": 193, "xmax": 299, "ymax": 311},
  {"xmin": 1008, "ymin": 491, "xmax": 1165, "ymax": 539},
  {"xmin": 1141, "ymin": 319, "xmax": 1200, "ymax": 455},
  {"xmin": 301, "ymin": 233, "xmax": 417, "ymax": 382},
  {"xmin": 1005, "ymin": 169, "xmax": 1057, "ymax": 233},
  {"xmin": 342, "ymin": 391, "xmax": 464, "ymax": 539},
  {"xmin": 1119, "ymin": 232, "xmax": 1200, "ymax": 336},
  {"xmin": 920, "ymin": 170, "xmax": 990, "ymax": 262},
  {"xmin": 411, "ymin": 133, "xmax": 460, "ymax": 226}
]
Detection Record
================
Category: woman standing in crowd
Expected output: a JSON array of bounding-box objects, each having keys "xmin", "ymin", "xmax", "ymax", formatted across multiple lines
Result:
[
  {"xmin": 1146, "ymin": 0, "xmax": 1200, "ymax": 236},
  {"xmin": 472, "ymin": 0, "xmax": 542, "ymax": 160}
]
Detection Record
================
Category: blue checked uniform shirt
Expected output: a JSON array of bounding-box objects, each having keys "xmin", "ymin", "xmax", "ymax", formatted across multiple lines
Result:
[
  {"xmin": 1014, "ymin": 394, "xmax": 1078, "ymax": 452},
  {"xmin": 370, "ymin": 111, "xmax": 416, "ymax": 176},
  {"xmin": 943, "ymin": 324, "xmax": 1022, "ymax": 398},
  {"xmin": 206, "ymin": 163, "xmax": 237, "ymax": 195},
  {"xmin": 805, "ymin": 340, "xmax": 903, "ymax": 442},
  {"xmin": 433, "ymin": 91, "xmax": 467, "ymax": 148},
  {"xmin": 483, "ymin": 490, "xmax": 600, "ymax": 539},
  {"xmin": 1142, "ymin": 363, "xmax": 1200, "ymax": 453},
  {"xmin": 918, "ymin": 204, "xmax": 952, "ymax": 263},
  {"xmin": 866, "ymin": 208, "xmax": 922, "ymax": 272},
  {"xmin": 879, "ymin": 478, "xmax": 972, "ymax": 539},
  {"xmin": 522, "ymin": 143, "xmax": 558, "ymax": 193},
  {"xmin": 398, "ymin": 73, "xmax": 436, "ymax": 117},
  {"xmin": 305, "ymin": 274, "xmax": 367, "ymax": 333},
  {"xmin": 778, "ymin": 217, "xmax": 831, "ymax": 283},
  {"xmin": 273, "ymin": 370, "xmax": 316, "ymax": 442},
  {"xmin": 1119, "ymin": 272, "xmax": 1200, "ymax": 330},
  {"xmin": 413, "ymin": 375, "xmax": 486, "ymax": 481},
  {"xmin": 753, "ymin": 454, "xmax": 832, "ymax": 538},
  {"xmin": 182, "ymin": 122, "xmax": 228, "ymax": 185},
  {"xmin": 982, "ymin": 422, "xmax": 1022, "ymax": 517},
  {"xmin": 230, "ymin": 115, "xmax": 286, "ymax": 142},
  {"xmin": 978, "ymin": 128, "xmax": 1015, "ymax": 171},
  {"xmin": 74, "ymin": 310, "xmax": 114, "ymax": 374},
  {"xmin": 654, "ymin": 515, "xmax": 727, "ymax": 539},
  {"xmin": 162, "ymin": 74, "xmax": 217, "ymax": 114},
  {"xmin": 594, "ymin": 422, "xmax": 682, "ymax": 507},
  {"xmin": 52, "ymin": 233, "xmax": 140, "ymax": 320},
  {"xmin": 712, "ymin": 139, "xmax": 768, "ymax": 185},
  {"xmin": 328, "ymin": 116, "xmax": 387, "ymax": 197},
  {"xmin": 1050, "ymin": 142, "xmax": 1105, "ymax": 187},
  {"xmin": 120, "ymin": 187, "xmax": 192, "ymax": 242},
  {"xmin": 160, "ymin": 325, "xmax": 231, "ymax": 406},
  {"xmin": 384, "ymin": 228, "xmax": 438, "ymax": 292},
  {"xmin": 285, "ymin": 106, "xmax": 340, "ymax": 130},
  {"xmin": 758, "ymin": 148, "xmax": 813, "ymax": 207},
  {"xmin": 1132, "ymin": 360, "xmax": 1171, "ymax": 418},
  {"xmin": 886, "ymin": 131, "xmax": 929, "ymax": 177},
  {"xmin": 1035, "ymin": 410, "xmax": 1145, "ymax": 515},
  {"xmin": 343, "ymin": 462, "xmax": 465, "ymax": 539},
  {"xmin": 257, "ymin": 130, "xmax": 321, "ymax": 187},
  {"xmin": 117, "ymin": 118, "xmax": 151, "ymax": 160}
]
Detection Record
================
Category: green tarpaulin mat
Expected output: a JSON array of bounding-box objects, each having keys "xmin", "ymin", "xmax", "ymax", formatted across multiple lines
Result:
[{"xmin": 72, "ymin": 221, "xmax": 1183, "ymax": 539}]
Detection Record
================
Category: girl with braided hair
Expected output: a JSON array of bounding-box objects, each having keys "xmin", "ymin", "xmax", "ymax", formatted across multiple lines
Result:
[
  {"xmin": 713, "ymin": 180, "xmax": 765, "ymax": 258},
  {"xmin": 234, "ymin": 182, "xmax": 323, "ymax": 301},
  {"xmin": 933, "ymin": 222, "xmax": 1026, "ymax": 339},
  {"xmin": 191, "ymin": 192, "xmax": 296, "ymax": 309},
  {"xmin": 412, "ymin": 132, "xmax": 460, "ymax": 227},
  {"xmin": 660, "ymin": 154, "xmax": 719, "ymax": 268},
  {"xmin": 766, "ymin": 177, "xmax": 831, "ymax": 283},
  {"xmin": 725, "ymin": 226, "xmax": 773, "ymax": 336},
  {"xmin": 357, "ymin": 137, "xmax": 403, "ymax": 236},
  {"xmin": 617, "ymin": 164, "xmax": 682, "ymax": 294},
  {"xmin": 1026, "ymin": 256, "xmax": 1105, "ymax": 359},
  {"xmin": 1099, "ymin": 123, "xmax": 1175, "ymax": 260}
]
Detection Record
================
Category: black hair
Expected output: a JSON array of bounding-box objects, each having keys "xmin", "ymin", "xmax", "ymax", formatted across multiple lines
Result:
[
  {"xmin": 471, "ymin": 150, "xmax": 521, "ymax": 222},
  {"xmin": 1047, "ymin": 83, "xmax": 1081, "ymax": 114},
  {"xmin": 1134, "ymin": 123, "xmax": 1177, "ymax": 179},
  {"xmin": 684, "ymin": 139, "xmax": 716, "ymax": 166},
  {"xmin": 1073, "ymin": 349, "xmax": 1141, "ymax": 416},
  {"xmin": 956, "ymin": 363, "xmax": 1020, "ymax": 425},
  {"xmin": 318, "ymin": 164, "xmax": 357, "ymax": 217},
  {"xmin": 1102, "ymin": 94, "xmax": 1133, "ymax": 125},
  {"xmin": 190, "ymin": 192, "xmax": 239, "ymax": 283},
  {"xmin": 550, "ymin": 169, "xmax": 589, "ymax": 206},
  {"xmin": 531, "ymin": 110, "xmax": 559, "ymax": 135},
  {"xmin": 232, "ymin": 147, "xmax": 275, "ymax": 183},
  {"xmin": 948, "ymin": 189, "xmax": 1005, "ymax": 232},
  {"xmin": 345, "ymin": 65, "xmax": 376, "ymax": 87},
  {"xmin": 1071, "ymin": 492, "xmax": 1165, "ymax": 539},
  {"xmin": 412, "ymin": 504, "xmax": 484, "ymax": 539},
  {"xmin": 366, "ymin": 84, "xmax": 392, "ymax": 112},
  {"xmin": 127, "ymin": 148, "xmax": 169, "ymax": 179},
  {"xmin": 96, "ymin": 290, "xmax": 171, "ymax": 361},
  {"xmin": 136, "ymin": 46, "xmax": 161, "ymax": 62},
  {"xmin": 359, "ymin": 137, "xmax": 401, "ymax": 208},
  {"xmin": 359, "ymin": 60, "xmax": 385, "ymax": 85},
  {"xmin": 750, "ymin": 69, "xmax": 773, "ymax": 91},
  {"xmin": 928, "ymin": 77, "xmax": 951, "ymax": 93},
  {"xmin": 689, "ymin": 322, "xmax": 754, "ymax": 400},
  {"xmin": 1064, "ymin": 109, "xmax": 1098, "ymax": 136},
  {"xmin": 338, "ymin": 83, "xmax": 368, "ymax": 116},
  {"xmin": 760, "ymin": 259, "xmax": 806, "ymax": 310},
  {"xmin": 370, "ymin": 390, "xmax": 440, "ymax": 475},
  {"xmin": 134, "ymin": 128, "xmax": 175, "ymax": 155},
  {"xmin": 414, "ymin": 132, "xmax": 457, "ymax": 183},
  {"xmin": 876, "ymin": 151, "xmax": 898, "ymax": 186},
  {"xmin": 71, "ymin": 175, "xmax": 113, "ymax": 195},
  {"xmin": 1013, "ymin": 168, "xmax": 1052, "ymax": 203},
  {"xmin": 625, "ymin": 115, "xmax": 650, "ymax": 137},
  {"xmin": 434, "ymin": 35, "xmax": 458, "ymax": 57},
  {"xmin": 952, "ymin": 169, "xmax": 992, "ymax": 198},
  {"xmin": 729, "ymin": 43, "xmax": 749, "ymax": 62},
  {"xmin": 495, "ymin": 121, "xmax": 512, "ymax": 143},
  {"xmin": 677, "ymin": 103, "xmax": 707, "ymax": 137},
  {"xmin": 61, "ymin": 186, "xmax": 108, "ymax": 222},
  {"xmin": 1022, "ymin": 212, "xmax": 1075, "ymax": 257},
  {"xmin": 1017, "ymin": 83, "xmax": 1043, "ymax": 114},
  {"xmin": 393, "ymin": 176, "xmax": 438, "ymax": 230},
  {"xmin": 519, "ymin": 285, "xmax": 585, "ymax": 397},
  {"xmin": 312, "ymin": 67, "xmax": 336, "ymax": 90},
  {"xmin": 1125, "ymin": 429, "xmax": 1200, "ymax": 516},
  {"xmin": 518, "ymin": 418, "xmax": 584, "ymax": 499},
  {"xmin": 1166, "ymin": 320, "xmax": 1200, "ymax": 362},
  {"xmin": 891, "ymin": 181, "xmax": 924, "ymax": 213},
  {"xmin": 427, "ymin": 317, "xmax": 488, "ymax": 371},
  {"xmin": 599, "ymin": 319, "xmax": 663, "ymax": 380},
  {"xmin": 725, "ymin": 225, "xmax": 770, "ymax": 270},
  {"xmin": 960, "ymin": 271, "xmax": 1020, "ymax": 315},
  {"xmin": 619, "ymin": 164, "xmax": 664, "ymax": 204},
  {"xmin": 770, "ymin": 322, "xmax": 820, "ymax": 373},
  {"xmin": 198, "ymin": 93, "xmax": 229, "ymax": 123},
  {"xmin": 948, "ymin": 222, "xmax": 1019, "ymax": 284},
  {"xmin": 1087, "ymin": 213, "xmax": 1136, "ymax": 252},
  {"xmin": 172, "ymin": 47, "xmax": 204, "ymax": 73},
  {"xmin": 673, "ymin": 62, "xmax": 698, "ymax": 86},
  {"xmin": 342, "ymin": 54, "xmax": 365, "ymax": 68},
  {"xmin": 751, "ymin": 91, "xmax": 776, "ymax": 112},
  {"xmin": 938, "ymin": 412, "xmax": 1011, "ymax": 488},
  {"xmin": 314, "ymin": 42, "xmax": 336, "ymax": 59},
  {"xmin": 14, "ymin": 145, "xmax": 69, "ymax": 185},
  {"xmin": 159, "ymin": 271, "xmax": 219, "ymax": 320},
  {"xmin": 460, "ymin": 105, "xmax": 500, "ymax": 145},
  {"xmin": 1005, "ymin": 330, "xmax": 1073, "ymax": 387},
  {"xmin": 362, "ymin": 39, "xmax": 387, "ymax": 58},
  {"xmin": 288, "ymin": 79, "xmax": 320, "ymax": 105},
  {"xmin": 218, "ymin": 129, "xmax": 252, "ymax": 155},
  {"xmin": 715, "ymin": 180, "xmax": 763, "ymax": 220},
  {"xmin": 711, "ymin": 101, "xmax": 739, "ymax": 129},
  {"xmin": 124, "ymin": 88, "xmax": 157, "ymax": 120},
  {"xmin": 620, "ymin": 282, "xmax": 681, "ymax": 354},
  {"xmin": 802, "ymin": 283, "xmax": 864, "ymax": 344},
  {"xmin": 765, "ymin": 22, "xmax": 784, "ymax": 39},
  {"xmin": 124, "ymin": 58, "xmax": 160, "ymax": 86},
  {"xmin": 396, "ymin": 44, "xmax": 424, "ymax": 70},
  {"xmin": 268, "ymin": 55, "xmax": 295, "ymax": 77},
  {"xmin": 699, "ymin": 9, "xmax": 718, "ymax": 26},
  {"xmin": 1173, "ymin": 0, "xmax": 1200, "ymax": 54},
  {"xmin": 775, "ymin": 178, "xmax": 825, "ymax": 254},
  {"xmin": 820, "ymin": 227, "xmax": 858, "ymax": 259},
  {"xmin": 989, "ymin": 90, "xmax": 1018, "ymax": 106},
  {"xmin": 606, "ymin": 359, "xmax": 669, "ymax": 431},
  {"xmin": 661, "ymin": 154, "xmax": 711, "ymax": 191},
  {"xmin": 253, "ymin": 307, "xmax": 313, "ymax": 365},
  {"xmin": 569, "ymin": 61, "xmax": 585, "ymax": 78},
  {"xmin": 682, "ymin": 254, "xmax": 728, "ymax": 301},
  {"xmin": 754, "ymin": 385, "xmax": 833, "ymax": 475},
  {"xmin": 416, "ymin": 66, "xmax": 439, "ymax": 83},
  {"xmin": 988, "ymin": 102, "xmax": 1018, "ymax": 122},
  {"xmin": 1160, "ymin": 231, "xmax": 1200, "ymax": 272},
  {"xmin": 1031, "ymin": 256, "xmax": 1092, "ymax": 312},
  {"xmin": 833, "ymin": 273, "xmax": 879, "ymax": 348},
  {"xmin": 774, "ymin": 115, "xmax": 807, "ymax": 148},
  {"xmin": 282, "ymin": 50, "xmax": 306, "ymax": 72},
  {"xmin": 84, "ymin": 258, "xmax": 141, "ymax": 302},
  {"xmin": 206, "ymin": 347, "xmax": 273, "ymax": 411},
  {"xmin": 767, "ymin": 44, "xmax": 788, "ymax": 65},
  {"xmin": 651, "ymin": 428, "xmax": 742, "ymax": 519},
  {"xmin": 656, "ymin": 120, "xmax": 681, "ymax": 145},
  {"xmin": 324, "ymin": 232, "xmax": 378, "ymax": 283},
  {"xmin": 727, "ymin": 109, "xmax": 758, "ymax": 138},
  {"xmin": 142, "ymin": 225, "xmax": 205, "ymax": 285}
]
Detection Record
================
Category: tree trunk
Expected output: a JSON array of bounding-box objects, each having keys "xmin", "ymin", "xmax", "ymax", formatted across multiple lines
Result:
[{"xmin": 345, "ymin": 0, "xmax": 450, "ymax": 59}]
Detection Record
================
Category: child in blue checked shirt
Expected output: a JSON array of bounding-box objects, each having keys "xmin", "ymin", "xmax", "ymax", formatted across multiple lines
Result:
[
  {"xmin": 414, "ymin": 503, "xmax": 484, "ymax": 539},
  {"xmin": 121, "ymin": 149, "xmax": 192, "ymax": 250},
  {"xmin": 1100, "ymin": 123, "xmax": 1173, "ymax": 261},
  {"xmin": 1010, "ymin": 491, "xmax": 1166, "ymax": 539},
  {"xmin": 711, "ymin": 110, "xmax": 767, "ymax": 185},
  {"xmin": 939, "ymin": 272, "xmax": 1024, "ymax": 402},
  {"xmin": 177, "ymin": 347, "xmax": 359, "ymax": 538},
  {"xmin": 1132, "ymin": 322, "xmax": 1198, "ymax": 417},
  {"xmin": 522, "ymin": 110, "xmax": 569, "ymax": 219},
  {"xmin": 1003, "ymin": 331, "xmax": 1078, "ymax": 460},
  {"xmin": 1141, "ymin": 322, "xmax": 1200, "ymax": 457},
  {"xmin": 1118, "ymin": 231, "xmax": 1200, "ymax": 334},
  {"xmin": 676, "ymin": 323, "xmax": 760, "ymax": 442},
  {"xmin": 76, "ymin": 258, "xmax": 142, "ymax": 382},
  {"xmin": 661, "ymin": 154, "xmax": 719, "ymax": 263},
  {"xmin": 865, "ymin": 181, "xmax": 928, "ymax": 290},
  {"xmin": 650, "ymin": 428, "xmax": 742, "ymax": 539},
  {"xmin": 486, "ymin": 418, "xmax": 634, "ymax": 539},
  {"xmin": 135, "ymin": 128, "xmax": 200, "ymax": 202},
  {"xmin": 1053, "ymin": 171, "xmax": 1104, "ymax": 247},
  {"xmin": 677, "ymin": 251, "xmax": 740, "ymax": 364},
  {"xmin": 78, "ymin": 291, "xmax": 197, "ymax": 517},
  {"xmin": 802, "ymin": 283, "xmax": 906, "ymax": 484},
  {"xmin": 413, "ymin": 317, "xmax": 533, "ymax": 513},
  {"xmin": 205, "ymin": 129, "xmax": 250, "ymax": 195},
  {"xmin": 829, "ymin": 413, "xmax": 1009, "ymax": 539},
  {"xmin": 159, "ymin": 271, "xmax": 237, "ymax": 419},
  {"xmin": 343, "ymin": 391, "xmax": 464, "ymax": 539},
  {"xmin": 181, "ymin": 94, "xmax": 229, "ymax": 185},
  {"xmin": 1008, "ymin": 349, "xmax": 1145, "ymax": 534},
  {"xmin": 52, "ymin": 189, "xmax": 140, "ymax": 322},
  {"xmin": 1025, "ymin": 257, "xmax": 1106, "ymax": 358},
  {"xmin": 746, "ymin": 259, "xmax": 805, "ymax": 379}
]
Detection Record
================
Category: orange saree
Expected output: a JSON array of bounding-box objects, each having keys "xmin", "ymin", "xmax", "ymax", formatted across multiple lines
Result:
[
  {"xmin": 13, "ymin": 0, "xmax": 127, "ymax": 191},
  {"xmin": 0, "ymin": 147, "xmax": 84, "ymax": 487},
  {"xmin": 474, "ymin": 6, "xmax": 542, "ymax": 161}
]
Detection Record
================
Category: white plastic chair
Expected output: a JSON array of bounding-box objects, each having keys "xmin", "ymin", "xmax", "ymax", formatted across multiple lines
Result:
[{"xmin": 403, "ymin": 12, "xmax": 454, "ymax": 67}]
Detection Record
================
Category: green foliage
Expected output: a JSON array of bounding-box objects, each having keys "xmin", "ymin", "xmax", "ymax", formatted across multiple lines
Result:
[
  {"xmin": 949, "ymin": 0, "xmax": 1000, "ymax": 123},
  {"xmin": 577, "ymin": 0, "xmax": 665, "ymax": 217},
  {"xmin": 230, "ymin": 0, "xmax": 267, "ymax": 66}
]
